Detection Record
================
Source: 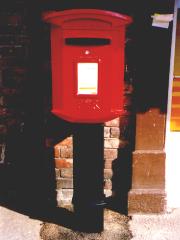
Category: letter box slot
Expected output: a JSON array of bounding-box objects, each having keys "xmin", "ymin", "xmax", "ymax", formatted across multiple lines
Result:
[{"xmin": 65, "ymin": 38, "xmax": 111, "ymax": 46}]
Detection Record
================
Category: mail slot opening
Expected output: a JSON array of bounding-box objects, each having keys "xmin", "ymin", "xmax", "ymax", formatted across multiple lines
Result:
[{"xmin": 65, "ymin": 38, "xmax": 111, "ymax": 46}]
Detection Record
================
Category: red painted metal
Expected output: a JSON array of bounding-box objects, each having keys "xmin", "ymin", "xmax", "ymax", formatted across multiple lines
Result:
[{"xmin": 42, "ymin": 9, "xmax": 132, "ymax": 123}]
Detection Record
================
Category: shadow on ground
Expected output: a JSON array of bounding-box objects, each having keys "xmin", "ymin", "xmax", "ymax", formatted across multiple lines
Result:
[
  {"xmin": 39, "ymin": 209, "xmax": 132, "ymax": 240},
  {"xmin": 0, "ymin": 190, "xmax": 132, "ymax": 240}
]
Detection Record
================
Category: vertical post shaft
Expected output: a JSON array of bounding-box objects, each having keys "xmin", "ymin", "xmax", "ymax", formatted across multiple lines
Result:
[{"xmin": 73, "ymin": 123, "xmax": 105, "ymax": 232}]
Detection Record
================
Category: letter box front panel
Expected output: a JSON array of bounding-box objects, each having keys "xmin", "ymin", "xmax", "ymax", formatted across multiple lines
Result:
[{"xmin": 43, "ymin": 10, "xmax": 132, "ymax": 123}]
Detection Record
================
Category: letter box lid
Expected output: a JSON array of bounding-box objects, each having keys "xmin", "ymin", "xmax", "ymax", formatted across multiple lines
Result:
[{"xmin": 42, "ymin": 9, "xmax": 132, "ymax": 29}]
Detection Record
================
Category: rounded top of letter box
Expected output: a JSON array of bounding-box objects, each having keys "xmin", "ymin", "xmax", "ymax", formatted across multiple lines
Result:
[{"xmin": 42, "ymin": 9, "xmax": 132, "ymax": 29}]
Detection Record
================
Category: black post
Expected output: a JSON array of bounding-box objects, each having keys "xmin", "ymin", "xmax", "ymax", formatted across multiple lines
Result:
[{"xmin": 73, "ymin": 123, "xmax": 105, "ymax": 232}]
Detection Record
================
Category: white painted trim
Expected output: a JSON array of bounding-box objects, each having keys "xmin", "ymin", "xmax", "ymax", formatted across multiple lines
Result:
[
  {"xmin": 165, "ymin": 0, "xmax": 180, "ymax": 209},
  {"xmin": 165, "ymin": 0, "xmax": 178, "ymax": 136}
]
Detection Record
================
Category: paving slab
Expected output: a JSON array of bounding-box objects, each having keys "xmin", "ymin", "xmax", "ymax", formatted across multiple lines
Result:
[
  {"xmin": 129, "ymin": 208, "xmax": 180, "ymax": 240},
  {"xmin": 0, "ymin": 206, "xmax": 42, "ymax": 240}
]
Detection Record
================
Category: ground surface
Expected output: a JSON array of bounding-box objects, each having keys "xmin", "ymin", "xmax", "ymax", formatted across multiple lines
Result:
[
  {"xmin": 129, "ymin": 208, "xmax": 180, "ymax": 240},
  {"xmin": 0, "ymin": 206, "xmax": 42, "ymax": 240},
  {"xmin": 1, "ymin": 206, "xmax": 180, "ymax": 240},
  {"xmin": 40, "ymin": 209, "xmax": 132, "ymax": 240}
]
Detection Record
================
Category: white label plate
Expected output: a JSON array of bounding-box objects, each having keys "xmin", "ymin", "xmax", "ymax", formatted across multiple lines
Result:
[{"xmin": 77, "ymin": 63, "xmax": 98, "ymax": 95}]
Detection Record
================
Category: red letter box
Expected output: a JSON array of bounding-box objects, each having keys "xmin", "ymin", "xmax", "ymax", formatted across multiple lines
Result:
[{"xmin": 42, "ymin": 9, "xmax": 132, "ymax": 123}]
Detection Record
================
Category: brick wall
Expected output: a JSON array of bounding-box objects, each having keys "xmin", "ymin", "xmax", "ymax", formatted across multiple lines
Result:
[{"xmin": 0, "ymin": 1, "xmax": 29, "ymax": 167}]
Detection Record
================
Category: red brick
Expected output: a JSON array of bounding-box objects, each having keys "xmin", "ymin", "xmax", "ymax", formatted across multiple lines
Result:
[
  {"xmin": 60, "ymin": 146, "xmax": 73, "ymax": 158},
  {"xmin": 104, "ymin": 138, "xmax": 120, "ymax": 149},
  {"xmin": 104, "ymin": 127, "xmax": 110, "ymax": 138},
  {"xmin": 0, "ymin": 46, "xmax": 26, "ymax": 58},
  {"xmin": 0, "ymin": 35, "xmax": 29, "ymax": 45},
  {"xmin": 54, "ymin": 146, "xmax": 60, "ymax": 158},
  {"xmin": 104, "ymin": 161, "xmax": 113, "ymax": 169},
  {"xmin": 55, "ymin": 158, "xmax": 73, "ymax": 169},
  {"xmin": 104, "ymin": 149, "xmax": 118, "ymax": 159},
  {"xmin": 57, "ymin": 137, "xmax": 72, "ymax": 147},
  {"xmin": 0, "ymin": 97, "xmax": 4, "ymax": 106},
  {"xmin": 0, "ymin": 58, "xmax": 21, "ymax": 68},
  {"xmin": 57, "ymin": 178, "xmax": 73, "ymax": 189},
  {"xmin": 104, "ymin": 158, "xmax": 116, "ymax": 169},
  {"xmin": 2, "ymin": 67, "xmax": 26, "ymax": 87},
  {"xmin": 0, "ymin": 107, "xmax": 8, "ymax": 116},
  {"xmin": 57, "ymin": 189, "xmax": 73, "ymax": 206},
  {"xmin": 104, "ymin": 179, "xmax": 112, "ymax": 189},
  {"xmin": 104, "ymin": 189, "xmax": 112, "ymax": 197},
  {"xmin": 55, "ymin": 168, "xmax": 60, "ymax": 178},
  {"xmin": 0, "ymin": 125, "xmax": 7, "ymax": 135},
  {"xmin": 105, "ymin": 118, "xmax": 120, "ymax": 127},
  {"xmin": 0, "ymin": 15, "xmax": 22, "ymax": 26},
  {"xmin": 57, "ymin": 189, "xmax": 73, "ymax": 199},
  {"xmin": 110, "ymin": 127, "xmax": 120, "ymax": 138},
  {"xmin": 104, "ymin": 169, "xmax": 113, "ymax": 179},
  {"xmin": 1, "ymin": 88, "xmax": 19, "ymax": 95},
  {"xmin": 60, "ymin": 168, "xmax": 73, "ymax": 178}
]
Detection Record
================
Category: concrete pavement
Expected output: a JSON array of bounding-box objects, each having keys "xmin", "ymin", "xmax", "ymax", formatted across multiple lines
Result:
[
  {"xmin": 0, "ymin": 206, "xmax": 42, "ymax": 240},
  {"xmin": 129, "ymin": 208, "xmax": 180, "ymax": 240},
  {"xmin": 1, "ymin": 205, "xmax": 180, "ymax": 240}
]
